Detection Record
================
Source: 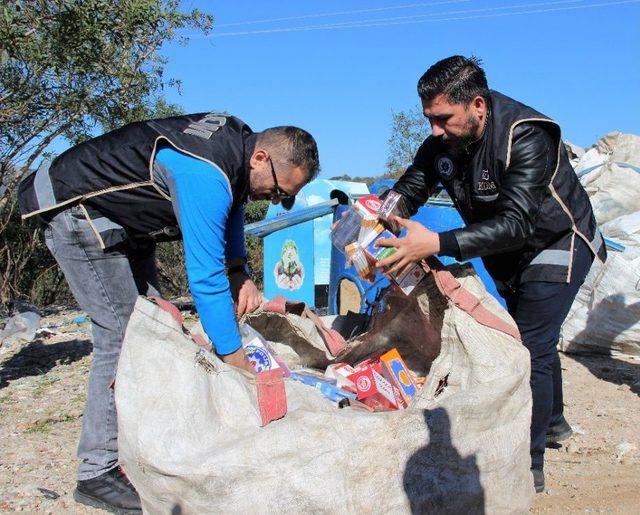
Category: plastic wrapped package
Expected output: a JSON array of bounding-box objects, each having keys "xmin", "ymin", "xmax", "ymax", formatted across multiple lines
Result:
[
  {"xmin": 330, "ymin": 208, "xmax": 363, "ymax": 251},
  {"xmin": 239, "ymin": 323, "xmax": 290, "ymax": 375},
  {"xmin": 379, "ymin": 190, "xmax": 411, "ymax": 234},
  {"xmin": 331, "ymin": 194, "xmax": 382, "ymax": 252}
]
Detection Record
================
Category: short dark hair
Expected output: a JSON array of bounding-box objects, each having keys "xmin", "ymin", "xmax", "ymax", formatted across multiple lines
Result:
[
  {"xmin": 256, "ymin": 126, "xmax": 320, "ymax": 181},
  {"xmin": 417, "ymin": 55, "xmax": 489, "ymax": 105}
]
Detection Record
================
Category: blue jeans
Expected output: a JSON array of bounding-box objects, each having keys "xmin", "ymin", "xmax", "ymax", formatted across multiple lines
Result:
[
  {"xmin": 501, "ymin": 237, "xmax": 594, "ymax": 471},
  {"xmin": 43, "ymin": 206, "xmax": 160, "ymax": 480}
]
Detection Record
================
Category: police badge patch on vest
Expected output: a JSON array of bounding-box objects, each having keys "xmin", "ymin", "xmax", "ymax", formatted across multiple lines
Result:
[{"xmin": 435, "ymin": 155, "xmax": 456, "ymax": 181}]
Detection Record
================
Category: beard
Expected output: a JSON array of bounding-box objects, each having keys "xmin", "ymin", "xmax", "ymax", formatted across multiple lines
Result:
[{"xmin": 442, "ymin": 114, "xmax": 481, "ymax": 156}]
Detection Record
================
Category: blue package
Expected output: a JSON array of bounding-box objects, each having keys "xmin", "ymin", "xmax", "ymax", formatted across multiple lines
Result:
[{"xmin": 289, "ymin": 372, "xmax": 356, "ymax": 405}]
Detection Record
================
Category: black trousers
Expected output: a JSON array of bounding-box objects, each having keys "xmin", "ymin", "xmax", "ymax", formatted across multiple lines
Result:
[{"xmin": 501, "ymin": 238, "xmax": 594, "ymax": 470}]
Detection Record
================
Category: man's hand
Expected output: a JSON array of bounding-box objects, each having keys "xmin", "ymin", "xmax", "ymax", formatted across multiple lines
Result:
[
  {"xmin": 229, "ymin": 272, "xmax": 261, "ymax": 317},
  {"xmin": 375, "ymin": 216, "xmax": 440, "ymax": 275},
  {"xmin": 221, "ymin": 347, "xmax": 256, "ymax": 374}
]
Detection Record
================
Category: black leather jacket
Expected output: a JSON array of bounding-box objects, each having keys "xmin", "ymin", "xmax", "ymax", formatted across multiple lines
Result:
[{"xmin": 392, "ymin": 90, "xmax": 605, "ymax": 286}]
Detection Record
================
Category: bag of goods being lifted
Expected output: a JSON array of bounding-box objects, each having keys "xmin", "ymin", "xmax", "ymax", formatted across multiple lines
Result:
[{"xmin": 115, "ymin": 254, "xmax": 534, "ymax": 514}]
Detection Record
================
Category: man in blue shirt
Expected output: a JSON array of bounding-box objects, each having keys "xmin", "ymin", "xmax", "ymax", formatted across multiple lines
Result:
[{"xmin": 19, "ymin": 115, "xmax": 320, "ymax": 512}]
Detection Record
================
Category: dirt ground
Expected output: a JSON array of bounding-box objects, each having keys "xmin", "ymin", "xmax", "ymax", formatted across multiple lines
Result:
[{"xmin": 1, "ymin": 307, "xmax": 639, "ymax": 513}]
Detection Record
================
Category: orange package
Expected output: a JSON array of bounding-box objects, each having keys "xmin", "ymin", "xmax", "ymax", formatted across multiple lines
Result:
[{"xmin": 380, "ymin": 348, "xmax": 418, "ymax": 406}]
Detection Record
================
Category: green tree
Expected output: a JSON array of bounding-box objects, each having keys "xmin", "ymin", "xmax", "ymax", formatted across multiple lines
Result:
[
  {"xmin": 0, "ymin": 0, "xmax": 213, "ymax": 304},
  {"xmin": 155, "ymin": 200, "xmax": 270, "ymax": 300},
  {"xmin": 385, "ymin": 106, "xmax": 431, "ymax": 179},
  {"xmin": 244, "ymin": 201, "xmax": 269, "ymax": 290},
  {"xmin": 156, "ymin": 200, "xmax": 271, "ymax": 299},
  {"xmin": 329, "ymin": 174, "xmax": 378, "ymax": 187}
]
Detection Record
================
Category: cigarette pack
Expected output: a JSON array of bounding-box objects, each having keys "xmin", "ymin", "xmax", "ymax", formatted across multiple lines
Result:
[
  {"xmin": 378, "ymin": 190, "xmax": 410, "ymax": 234},
  {"xmin": 348, "ymin": 246, "xmax": 376, "ymax": 281},
  {"xmin": 239, "ymin": 323, "xmax": 289, "ymax": 375},
  {"xmin": 325, "ymin": 363, "xmax": 356, "ymax": 390},
  {"xmin": 364, "ymin": 229, "xmax": 397, "ymax": 262},
  {"xmin": 380, "ymin": 348, "xmax": 418, "ymax": 405},
  {"xmin": 289, "ymin": 372, "xmax": 356, "ymax": 407},
  {"xmin": 331, "ymin": 209, "xmax": 362, "ymax": 251},
  {"xmin": 353, "ymin": 194, "xmax": 382, "ymax": 219},
  {"xmin": 357, "ymin": 222, "xmax": 384, "ymax": 247},
  {"xmin": 390, "ymin": 263, "xmax": 426, "ymax": 295},
  {"xmin": 331, "ymin": 195, "xmax": 383, "ymax": 252},
  {"xmin": 348, "ymin": 361, "xmax": 398, "ymax": 410}
]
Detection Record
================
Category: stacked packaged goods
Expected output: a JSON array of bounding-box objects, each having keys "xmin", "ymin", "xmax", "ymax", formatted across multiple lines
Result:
[{"xmin": 331, "ymin": 191, "xmax": 426, "ymax": 295}]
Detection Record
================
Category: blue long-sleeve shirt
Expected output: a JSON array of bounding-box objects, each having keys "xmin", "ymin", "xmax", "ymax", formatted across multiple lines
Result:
[{"xmin": 155, "ymin": 147, "xmax": 246, "ymax": 355}]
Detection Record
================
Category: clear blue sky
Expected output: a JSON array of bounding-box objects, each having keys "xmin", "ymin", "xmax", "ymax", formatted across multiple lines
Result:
[{"xmin": 160, "ymin": 0, "xmax": 640, "ymax": 178}]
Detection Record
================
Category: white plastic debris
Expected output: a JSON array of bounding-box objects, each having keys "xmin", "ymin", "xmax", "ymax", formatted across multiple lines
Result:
[{"xmin": 0, "ymin": 311, "xmax": 41, "ymax": 347}]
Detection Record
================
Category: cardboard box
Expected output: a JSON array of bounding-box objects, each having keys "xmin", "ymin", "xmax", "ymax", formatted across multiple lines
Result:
[
  {"xmin": 325, "ymin": 363, "xmax": 356, "ymax": 390},
  {"xmin": 380, "ymin": 348, "xmax": 418, "ymax": 405},
  {"xmin": 348, "ymin": 361, "xmax": 398, "ymax": 410},
  {"xmin": 364, "ymin": 229, "xmax": 397, "ymax": 262},
  {"xmin": 353, "ymin": 194, "xmax": 382, "ymax": 219}
]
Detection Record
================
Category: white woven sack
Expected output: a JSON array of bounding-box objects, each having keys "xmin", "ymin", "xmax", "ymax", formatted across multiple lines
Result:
[
  {"xmin": 574, "ymin": 133, "xmax": 640, "ymax": 225},
  {"xmin": 560, "ymin": 212, "xmax": 640, "ymax": 356},
  {"xmin": 115, "ymin": 265, "xmax": 533, "ymax": 514},
  {"xmin": 579, "ymin": 161, "xmax": 640, "ymax": 225}
]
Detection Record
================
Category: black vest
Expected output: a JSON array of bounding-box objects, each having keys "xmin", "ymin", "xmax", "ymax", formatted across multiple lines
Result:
[
  {"xmin": 428, "ymin": 91, "xmax": 606, "ymax": 283},
  {"xmin": 19, "ymin": 113, "xmax": 254, "ymax": 246}
]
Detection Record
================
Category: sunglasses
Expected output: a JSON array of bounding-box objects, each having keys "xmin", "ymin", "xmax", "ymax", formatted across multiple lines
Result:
[{"xmin": 268, "ymin": 157, "xmax": 294, "ymax": 203}]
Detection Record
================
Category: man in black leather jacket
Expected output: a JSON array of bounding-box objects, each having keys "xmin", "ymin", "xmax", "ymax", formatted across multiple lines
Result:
[{"xmin": 377, "ymin": 56, "xmax": 605, "ymax": 493}]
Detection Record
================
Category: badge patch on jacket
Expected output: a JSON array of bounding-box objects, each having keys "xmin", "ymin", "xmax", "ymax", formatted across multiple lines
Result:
[
  {"xmin": 477, "ymin": 169, "xmax": 497, "ymax": 192},
  {"xmin": 435, "ymin": 155, "xmax": 455, "ymax": 181}
]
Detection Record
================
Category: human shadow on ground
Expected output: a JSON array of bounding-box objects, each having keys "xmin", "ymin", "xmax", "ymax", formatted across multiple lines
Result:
[
  {"xmin": 0, "ymin": 338, "xmax": 91, "ymax": 389},
  {"xmin": 565, "ymin": 295, "xmax": 640, "ymax": 398},
  {"xmin": 403, "ymin": 407, "xmax": 485, "ymax": 514}
]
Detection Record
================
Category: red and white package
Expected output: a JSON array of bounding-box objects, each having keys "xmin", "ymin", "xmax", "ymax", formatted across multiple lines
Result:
[
  {"xmin": 348, "ymin": 361, "xmax": 398, "ymax": 411},
  {"xmin": 324, "ymin": 363, "xmax": 356, "ymax": 390},
  {"xmin": 353, "ymin": 194, "xmax": 382, "ymax": 220}
]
